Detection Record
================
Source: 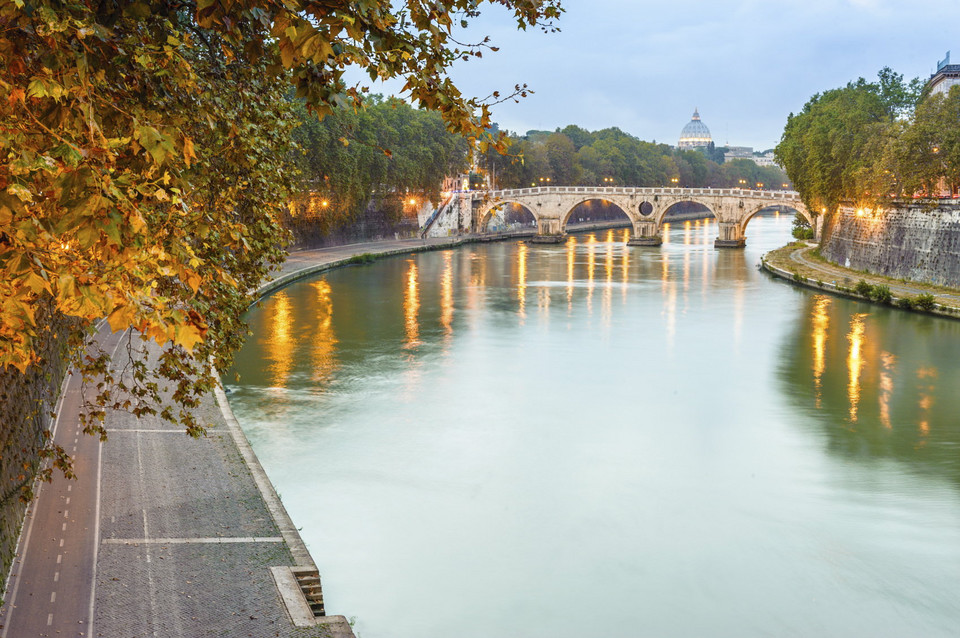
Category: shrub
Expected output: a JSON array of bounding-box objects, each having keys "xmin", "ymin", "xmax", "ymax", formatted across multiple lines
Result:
[
  {"xmin": 871, "ymin": 284, "xmax": 893, "ymax": 304},
  {"xmin": 854, "ymin": 279, "xmax": 873, "ymax": 297},
  {"xmin": 915, "ymin": 293, "xmax": 937, "ymax": 311},
  {"xmin": 897, "ymin": 297, "xmax": 914, "ymax": 310}
]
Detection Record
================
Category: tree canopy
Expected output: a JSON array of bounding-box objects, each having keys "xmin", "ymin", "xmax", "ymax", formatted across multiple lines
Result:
[
  {"xmin": 773, "ymin": 67, "xmax": 943, "ymax": 215},
  {"xmin": 0, "ymin": 0, "xmax": 563, "ymax": 449},
  {"xmin": 482, "ymin": 126, "xmax": 789, "ymax": 190},
  {"xmin": 291, "ymin": 94, "xmax": 469, "ymax": 239}
]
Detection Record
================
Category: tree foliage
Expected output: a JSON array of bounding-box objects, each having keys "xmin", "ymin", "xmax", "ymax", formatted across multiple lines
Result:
[
  {"xmin": 774, "ymin": 67, "xmax": 943, "ymax": 215},
  {"xmin": 0, "ymin": 0, "xmax": 563, "ymax": 452},
  {"xmin": 291, "ymin": 95, "xmax": 469, "ymax": 236},
  {"xmin": 483, "ymin": 126, "xmax": 789, "ymax": 190}
]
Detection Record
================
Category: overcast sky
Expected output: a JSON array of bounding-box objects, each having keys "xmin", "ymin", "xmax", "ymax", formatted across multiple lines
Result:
[{"xmin": 399, "ymin": 0, "xmax": 960, "ymax": 150}]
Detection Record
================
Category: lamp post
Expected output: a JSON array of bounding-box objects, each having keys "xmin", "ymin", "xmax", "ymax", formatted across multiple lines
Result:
[{"xmin": 671, "ymin": 177, "xmax": 679, "ymax": 187}]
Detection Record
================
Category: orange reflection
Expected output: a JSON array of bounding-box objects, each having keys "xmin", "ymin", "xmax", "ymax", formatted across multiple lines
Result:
[
  {"xmin": 917, "ymin": 366, "xmax": 937, "ymax": 436},
  {"xmin": 440, "ymin": 251, "xmax": 454, "ymax": 337},
  {"xmin": 310, "ymin": 281, "xmax": 339, "ymax": 385},
  {"xmin": 604, "ymin": 231, "xmax": 614, "ymax": 322},
  {"xmin": 878, "ymin": 351, "xmax": 895, "ymax": 429},
  {"xmin": 621, "ymin": 237, "xmax": 630, "ymax": 301},
  {"xmin": 517, "ymin": 242, "xmax": 528, "ymax": 323},
  {"xmin": 621, "ymin": 228, "xmax": 630, "ymax": 243},
  {"xmin": 587, "ymin": 234, "xmax": 596, "ymax": 313},
  {"xmin": 404, "ymin": 260, "xmax": 420, "ymax": 348},
  {"xmin": 566, "ymin": 235, "xmax": 576, "ymax": 312},
  {"xmin": 811, "ymin": 295, "xmax": 830, "ymax": 408},
  {"xmin": 266, "ymin": 291, "xmax": 294, "ymax": 387},
  {"xmin": 683, "ymin": 220, "xmax": 692, "ymax": 245},
  {"xmin": 846, "ymin": 313, "xmax": 867, "ymax": 423},
  {"xmin": 662, "ymin": 222, "xmax": 671, "ymax": 244}
]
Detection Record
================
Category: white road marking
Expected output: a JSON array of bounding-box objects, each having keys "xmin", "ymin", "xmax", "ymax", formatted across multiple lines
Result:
[
  {"xmin": 59, "ymin": 539, "xmax": 64, "ymax": 548},
  {"xmin": 65, "ymin": 497, "xmax": 70, "ymax": 505},
  {"xmin": 50, "ymin": 591, "xmax": 56, "ymax": 603},
  {"xmin": 0, "ymin": 370, "xmax": 74, "ymax": 638},
  {"xmin": 101, "ymin": 536, "xmax": 285, "ymax": 544},
  {"xmin": 46, "ymin": 613, "xmax": 53, "ymax": 626},
  {"xmin": 62, "ymin": 523, "xmax": 66, "ymax": 531},
  {"xmin": 63, "ymin": 510, "xmax": 68, "ymax": 518},
  {"xmin": 88, "ymin": 328, "xmax": 126, "ymax": 638},
  {"xmin": 54, "ymin": 571, "xmax": 59, "ymax": 582},
  {"xmin": 56, "ymin": 555, "xmax": 61, "ymax": 564},
  {"xmin": 67, "ymin": 485, "xmax": 72, "ymax": 492}
]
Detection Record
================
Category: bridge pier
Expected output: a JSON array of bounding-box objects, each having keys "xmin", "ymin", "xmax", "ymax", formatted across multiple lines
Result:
[
  {"xmin": 714, "ymin": 221, "xmax": 746, "ymax": 248},
  {"xmin": 627, "ymin": 220, "xmax": 662, "ymax": 246},
  {"xmin": 530, "ymin": 218, "xmax": 565, "ymax": 244}
]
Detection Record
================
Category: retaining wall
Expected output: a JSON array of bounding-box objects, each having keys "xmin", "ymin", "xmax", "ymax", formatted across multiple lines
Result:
[
  {"xmin": 822, "ymin": 202, "xmax": 960, "ymax": 287},
  {"xmin": 0, "ymin": 300, "xmax": 73, "ymax": 597}
]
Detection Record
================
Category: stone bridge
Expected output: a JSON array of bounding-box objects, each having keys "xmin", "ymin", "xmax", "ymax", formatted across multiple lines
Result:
[{"xmin": 476, "ymin": 186, "xmax": 812, "ymax": 247}]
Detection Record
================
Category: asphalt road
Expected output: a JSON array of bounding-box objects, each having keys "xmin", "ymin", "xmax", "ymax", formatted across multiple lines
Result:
[{"xmin": 1, "ymin": 324, "xmax": 126, "ymax": 638}]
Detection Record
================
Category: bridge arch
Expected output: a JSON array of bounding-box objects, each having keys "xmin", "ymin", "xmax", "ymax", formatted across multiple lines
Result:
[
  {"xmin": 559, "ymin": 197, "xmax": 634, "ymax": 231},
  {"xmin": 739, "ymin": 202, "xmax": 812, "ymax": 235},
  {"xmin": 478, "ymin": 200, "xmax": 538, "ymax": 232},
  {"xmin": 653, "ymin": 198, "xmax": 718, "ymax": 227}
]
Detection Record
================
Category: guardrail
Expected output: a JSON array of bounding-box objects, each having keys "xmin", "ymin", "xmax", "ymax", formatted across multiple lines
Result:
[{"xmin": 488, "ymin": 186, "xmax": 801, "ymax": 200}]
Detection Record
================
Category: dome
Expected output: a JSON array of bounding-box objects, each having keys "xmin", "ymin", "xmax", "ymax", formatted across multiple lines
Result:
[{"xmin": 678, "ymin": 108, "xmax": 712, "ymax": 149}]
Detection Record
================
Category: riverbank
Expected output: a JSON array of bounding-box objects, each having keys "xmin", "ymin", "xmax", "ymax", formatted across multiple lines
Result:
[{"xmin": 761, "ymin": 241, "xmax": 960, "ymax": 319}]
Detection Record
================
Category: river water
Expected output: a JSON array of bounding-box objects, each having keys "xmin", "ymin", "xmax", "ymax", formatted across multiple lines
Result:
[{"xmin": 226, "ymin": 214, "xmax": 960, "ymax": 638}]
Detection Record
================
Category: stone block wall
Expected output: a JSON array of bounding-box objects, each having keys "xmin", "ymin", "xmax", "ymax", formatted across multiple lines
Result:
[
  {"xmin": 821, "ymin": 203, "xmax": 960, "ymax": 288},
  {"xmin": 0, "ymin": 300, "xmax": 73, "ymax": 597}
]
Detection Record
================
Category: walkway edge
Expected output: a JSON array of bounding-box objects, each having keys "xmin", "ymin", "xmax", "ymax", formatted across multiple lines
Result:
[{"xmin": 760, "ymin": 247, "xmax": 960, "ymax": 320}]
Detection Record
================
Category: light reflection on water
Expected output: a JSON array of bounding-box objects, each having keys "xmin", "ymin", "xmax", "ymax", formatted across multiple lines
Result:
[{"xmin": 228, "ymin": 214, "xmax": 960, "ymax": 638}]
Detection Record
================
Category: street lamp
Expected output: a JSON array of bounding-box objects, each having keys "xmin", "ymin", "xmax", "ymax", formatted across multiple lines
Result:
[
  {"xmin": 756, "ymin": 182, "xmax": 764, "ymax": 189},
  {"xmin": 738, "ymin": 178, "xmax": 746, "ymax": 188},
  {"xmin": 671, "ymin": 177, "xmax": 679, "ymax": 186}
]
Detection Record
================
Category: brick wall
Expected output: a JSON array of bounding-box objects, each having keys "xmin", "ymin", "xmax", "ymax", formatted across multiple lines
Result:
[{"xmin": 821, "ymin": 203, "xmax": 960, "ymax": 288}]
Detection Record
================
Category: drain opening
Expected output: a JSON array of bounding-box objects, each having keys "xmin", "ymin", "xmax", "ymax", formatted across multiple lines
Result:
[{"xmin": 295, "ymin": 569, "xmax": 325, "ymax": 617}]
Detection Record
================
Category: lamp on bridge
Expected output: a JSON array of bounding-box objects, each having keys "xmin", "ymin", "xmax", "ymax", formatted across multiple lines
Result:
[
  {"xmin": 756, "ymin": 182, "xmax": 764, "ymax": 190},
  {"xmin": 738, "ymin": 178, "xmax": 747, "ymax": 187},
  {"xmin": 603, "ymin": 177, "xmax": 614, "ymax": 184},
  {"xmin": 671, "ymin": 177, "xmax": 679, "ymax": 185}
]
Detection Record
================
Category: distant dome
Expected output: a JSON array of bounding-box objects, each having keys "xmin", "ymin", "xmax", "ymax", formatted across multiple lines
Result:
[{"xmin": 678, "ymin": 108, "xmax": 712, "ymax": 149}]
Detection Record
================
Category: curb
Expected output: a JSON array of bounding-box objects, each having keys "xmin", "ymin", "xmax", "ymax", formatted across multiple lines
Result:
[{"xmin": 760, "ymin": 249, "xmax": 960, "ymax": 320}]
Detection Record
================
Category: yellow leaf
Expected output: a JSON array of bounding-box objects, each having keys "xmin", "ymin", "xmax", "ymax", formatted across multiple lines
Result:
[{"xmin": 183, "ymin": 137, "xmax": 196, "ymax": 168}]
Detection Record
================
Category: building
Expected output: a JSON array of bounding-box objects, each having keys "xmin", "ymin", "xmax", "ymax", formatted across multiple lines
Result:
[
  {"xmin": 678, "ymin": 108, "xmax": 712, "ymax": 149},
  {"xmin": 754, "ymin": 152, "xmax": 778, "ymax": 167},
  {"xmin": 724, "ymin": 146, "xmax": 754, "ymax": 162},
  {"xmin": 928, "ymin": 51, "xmax": 960, "ymax": 96}
]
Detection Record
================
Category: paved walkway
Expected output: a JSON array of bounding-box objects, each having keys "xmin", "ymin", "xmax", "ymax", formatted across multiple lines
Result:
[
  {"xmin": 0, "ymin": 239, "xmax": 468, "ymax": 637},
  {"xmin": 762, "ymin": 241, "xmax": 960, "ymax": 314}
]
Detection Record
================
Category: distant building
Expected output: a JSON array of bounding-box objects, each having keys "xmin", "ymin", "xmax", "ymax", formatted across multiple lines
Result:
[
  {"xmin": 678, "ymin": 109, "xmax": 712, "ymax": 149},
  {"xmin": 724, "ymin": 146, "xmax": 754, "ymax": 162},
  {"xmin": 754, "ymin": 153, "xmax": 779, "ymax": 167},
  {"xmin": 928, "ymin": 51, "xmax": 960, "ymax": 96}
]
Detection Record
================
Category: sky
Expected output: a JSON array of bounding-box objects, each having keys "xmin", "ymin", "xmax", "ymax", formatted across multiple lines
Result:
[{"xmin": 362, "ymin": 0, "xmax": 960, "ymax": 151}]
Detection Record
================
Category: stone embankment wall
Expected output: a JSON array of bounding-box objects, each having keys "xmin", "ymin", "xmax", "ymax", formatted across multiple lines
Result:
[
  {"xmin": 0, "ymin": 301, "xmax": 72, "ymax": 596},
  {"xmin": 822, "ymin": 203, "xmax": 960, "ymax": 288}
]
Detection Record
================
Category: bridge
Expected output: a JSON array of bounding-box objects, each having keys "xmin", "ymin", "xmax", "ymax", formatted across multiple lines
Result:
[{"xmin": 476, "ymin": 186, "xmax": 812, "ymax": 247}]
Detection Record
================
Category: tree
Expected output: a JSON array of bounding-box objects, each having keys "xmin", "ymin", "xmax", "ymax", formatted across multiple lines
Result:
[
  {"xmin": 0, "ymin": 0, "xmax": 563, "ymax": 463},
  {"xmin": 775, "ymin": 72, "xmax": 903, "ymax": 214}
]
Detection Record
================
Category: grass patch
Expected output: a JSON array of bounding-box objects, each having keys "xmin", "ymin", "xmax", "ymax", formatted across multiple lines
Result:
[{"xmin": 345, "ymin": 253, "xmax": 376, "ymax": 265}]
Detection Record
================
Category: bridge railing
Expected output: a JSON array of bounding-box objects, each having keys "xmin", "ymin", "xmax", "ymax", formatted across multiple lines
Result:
[{"xmin": 487, "ymin": 186, "xmax": 801, "ymax": 201}]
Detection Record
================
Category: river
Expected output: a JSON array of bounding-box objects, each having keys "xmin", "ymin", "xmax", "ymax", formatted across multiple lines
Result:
[{"xmin": 226, "ymin": 214, "xmax": 960, "ymax": 638}]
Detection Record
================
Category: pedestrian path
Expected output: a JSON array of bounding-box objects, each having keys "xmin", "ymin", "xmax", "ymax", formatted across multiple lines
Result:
[{"xmin": 762, "ymin": 241, "xmax": 960, "ymax": 315}]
